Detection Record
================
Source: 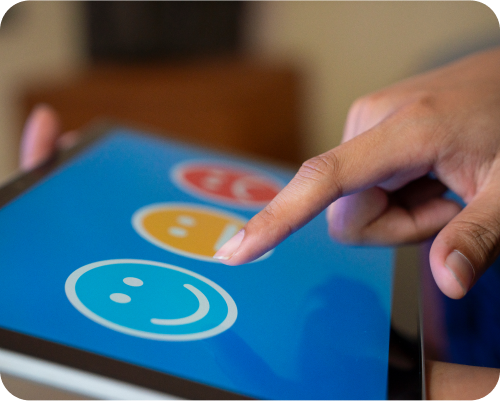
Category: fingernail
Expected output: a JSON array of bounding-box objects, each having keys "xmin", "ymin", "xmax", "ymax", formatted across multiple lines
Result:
[
  {"xmin": 444, "ymin": 250, "xmax": 475, "ymax": 296},
  {"xmin": 213, "ymin": 229, "xmax": 245, "ymax": 260}
]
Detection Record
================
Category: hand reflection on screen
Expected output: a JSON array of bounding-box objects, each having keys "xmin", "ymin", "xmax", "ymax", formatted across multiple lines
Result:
[{"xmin": 206, "ymin": 277, "xmax": 389, "ymax": 400}]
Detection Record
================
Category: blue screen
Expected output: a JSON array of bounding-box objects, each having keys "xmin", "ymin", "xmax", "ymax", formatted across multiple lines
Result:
[{"xmin": 0, "ymin": 129, "xmax": 394, "ymax": 399}]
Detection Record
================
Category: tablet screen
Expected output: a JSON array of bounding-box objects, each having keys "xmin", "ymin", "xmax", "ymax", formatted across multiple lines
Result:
[{"xmin": 0, "ymin": 129, "xmax": 395, "ymax": 399}]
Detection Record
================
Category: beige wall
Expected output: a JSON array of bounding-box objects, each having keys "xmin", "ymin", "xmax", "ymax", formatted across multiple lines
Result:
[
  {"xmin": 244, "ymin": 1, "xmax": 500, "ymax": 158},
  {"xmin": 0, "ymin": 2, "xmax": 499, "ymax": 184},
  {"xmin": 0, "ymin": 1, "xmax": 87, "ymax": 183}
]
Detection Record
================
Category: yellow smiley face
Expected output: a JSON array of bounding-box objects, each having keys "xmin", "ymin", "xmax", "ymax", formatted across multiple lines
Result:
[{"xmin": 132, "ymin": 204, "xmax": 247, "ymax": 262}]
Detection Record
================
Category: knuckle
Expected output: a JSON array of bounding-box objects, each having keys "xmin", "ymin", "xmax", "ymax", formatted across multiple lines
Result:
[
  {"xmin": 258, "ymin": 197, "xmax": 294, "ymax": 237},
  {"xmin": 388, "ymin": 94, "xmax": 444, "ymax": 156},
  {"xmin": 261, "ymin": 199, "xmax": 281, "ymax": 222},
  {"xmin": 348, "ymin": 97, "xmax": 367, "ymax": 117},
  {"xmin": 412, "ymin": 92, "xmax": 438, "ymax": 111},
  {"xmin": 300, "ymin": 154, "xmax": 336, "ymax": 177},
  {"xmin": 401, "ymin": 94, "xmax": 442, "ymax": 130},
  {"xmin": 297, "ymin": 153, "xmax": 343, "ymax": 196},
  {"xmin": 452, "ymin": 218, "xmax": 500, "ymax": 262},
  {"xmin": 347, "ymin": 95, "xmax": 378, "ymax": 123},
  {"xmin": 351, "ymin": 94, "xmax": 381, "ymax": 113}
]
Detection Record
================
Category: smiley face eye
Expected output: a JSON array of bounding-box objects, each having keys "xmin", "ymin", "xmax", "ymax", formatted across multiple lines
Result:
[
  {"xmin": 123, "ymin": 277, "xmax": 143, "ymax": 287},
  {"xmin": 110, "ymin": 293, "xmax": 131, "ymax": 303},
  {"xmin": 109, "ymin": 278, "xmax": 143, "ymax": 304}
]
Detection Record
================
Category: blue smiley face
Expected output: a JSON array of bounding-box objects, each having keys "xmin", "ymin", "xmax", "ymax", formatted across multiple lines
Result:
[{"xmin": 65, "ymin": 259, "xmax": 237, "ymax": 341}]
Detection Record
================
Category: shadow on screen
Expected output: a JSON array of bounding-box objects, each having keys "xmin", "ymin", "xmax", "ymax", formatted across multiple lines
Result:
[{"xmin": 206, "ymin": 276, "xmax": 390, "ymax": 399}]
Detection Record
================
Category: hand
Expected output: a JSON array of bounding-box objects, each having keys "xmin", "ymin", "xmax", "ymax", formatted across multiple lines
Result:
[
  {"xmin": 20, "ymin": 104, "xmax": 79, "ymax": 171},
  {"xmin": 214, "ymin": 47, "xmax": 500, "ymax": 300},
  {"xmin": 426, "ymin": 360, "xmax": 499, "ymax": 399}
]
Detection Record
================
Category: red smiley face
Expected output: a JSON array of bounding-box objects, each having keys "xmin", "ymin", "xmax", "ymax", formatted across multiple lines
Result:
[{"xmin": 173, "ymin": 162, "xmax": 283, "ymax": 208}]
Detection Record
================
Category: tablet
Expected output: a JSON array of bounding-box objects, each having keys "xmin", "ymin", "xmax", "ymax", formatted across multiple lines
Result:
[{"xmin": 0, "ymin": 125, "xmax": 423, "ymax": 399}]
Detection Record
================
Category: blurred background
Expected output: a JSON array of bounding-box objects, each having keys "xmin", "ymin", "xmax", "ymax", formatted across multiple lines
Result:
[
  {"xmin": 0, "ymin": 2, "xmax": 499, "ymax": 399},
  {"xmin": 0, "ymin": 1, "xmax": 498, "ymax": 185}
]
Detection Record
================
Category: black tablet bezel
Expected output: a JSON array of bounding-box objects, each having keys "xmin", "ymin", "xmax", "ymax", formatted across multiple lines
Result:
[{"xmin": 0, "ymin": 123, "xmax": 424, "ymax": 399}]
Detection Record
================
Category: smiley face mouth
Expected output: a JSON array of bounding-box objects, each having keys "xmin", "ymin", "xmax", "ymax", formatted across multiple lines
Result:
[{"xmin": 150, "ymin": 284, "xmax": 210, "ymax": 326}]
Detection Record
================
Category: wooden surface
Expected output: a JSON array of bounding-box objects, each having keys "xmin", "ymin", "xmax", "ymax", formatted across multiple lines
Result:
[
  {"xmin": 2, "ymin": 374, "xmax": 90, "ymax": 400},
  {"xmin": 22, "ymin": 58, "xmax": 302, "ymax": 165}
]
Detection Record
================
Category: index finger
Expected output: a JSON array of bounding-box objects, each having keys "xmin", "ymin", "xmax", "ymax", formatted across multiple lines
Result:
[{"xmin": 213, "ymin": 110, "xmax": 436, "ymax": 265}]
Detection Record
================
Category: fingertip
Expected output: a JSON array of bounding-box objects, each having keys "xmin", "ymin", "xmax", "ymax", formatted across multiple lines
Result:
[
  {"xmin": 213, "ymin": 229, "xmax": 245, "ymax": 263},
  {"xmin": 32, "ymin": 103, "xmax": 57, "ymax": 115},
  {"xmin": 215, "ymin": 214, "xmax": 286, "ymax": 266},
  {"xmin": 24, "ymin": 104, "xmax": 60, "ymax": 134},
  {"xmin": 428, "ymin": 194, "xmax": 500, "ymax": 300},
  {"xmin": 217, "ymin": 232, "xmax": 269, "ymax": 266},
  {"xmin": 326, "ymin": 188, "xmax": 389, "ymax": 244},
  {"xmin": 429, "ymin": 241, "xmax": 469, "ymax": 299}
]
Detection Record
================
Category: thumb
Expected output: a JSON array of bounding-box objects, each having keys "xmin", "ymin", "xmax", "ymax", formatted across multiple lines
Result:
[
  {"xmin": 20, "ymin": 104, "xmax": 61, "ymax": 171},
  {"xmin": 430, "ymin": 184, "xmax": 500, "ymax": 299}
]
